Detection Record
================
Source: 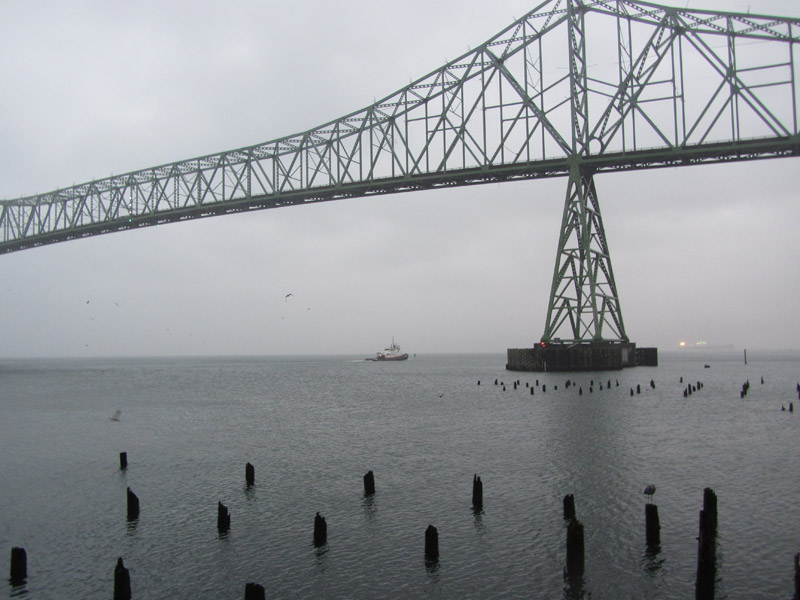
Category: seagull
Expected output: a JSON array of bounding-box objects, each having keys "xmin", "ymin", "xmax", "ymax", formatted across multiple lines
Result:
[
  {"xmin": 284, "ymin": 293, "xmax": 294, "ymax": 302},
  {"xmin": 643, "ymin": 484, "xmax": 656, "ymax": 503},
  {"xmin": 110, "ymin": 410, "xmax": 121, "ymax": 422}
]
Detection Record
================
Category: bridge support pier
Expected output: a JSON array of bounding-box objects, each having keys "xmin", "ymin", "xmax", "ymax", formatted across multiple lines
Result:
[
  {"xmin": 509, "ymin": 164, "xmax": 661, "ymax": 371},
  {"xmin": 506, "ymin": 342, "xmax": 655, "ymax": 372}
]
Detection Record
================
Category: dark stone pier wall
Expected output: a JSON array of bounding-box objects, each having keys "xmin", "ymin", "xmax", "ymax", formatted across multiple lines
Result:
[{"xmin": 507, "ymin": 343, "xmax": 657, "ymax": 372}]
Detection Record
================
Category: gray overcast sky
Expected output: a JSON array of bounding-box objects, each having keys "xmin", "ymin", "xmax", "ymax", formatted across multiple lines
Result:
[{"xmin": 1, "ymin": 0, "xmax": 799, "ymax": 358}]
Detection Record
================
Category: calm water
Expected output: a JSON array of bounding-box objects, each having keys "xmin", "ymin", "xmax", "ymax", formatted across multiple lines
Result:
[{"xmin": 1, "ymin": 351, "xmax": 798, "ymax": 599}]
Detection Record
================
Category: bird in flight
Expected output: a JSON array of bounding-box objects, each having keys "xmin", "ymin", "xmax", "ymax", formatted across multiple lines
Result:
[{"xmin": 285, "ymin": 293, "xmax": 294, "ymax": 302}]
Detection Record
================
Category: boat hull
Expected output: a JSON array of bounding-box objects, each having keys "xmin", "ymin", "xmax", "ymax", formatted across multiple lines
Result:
[{"xmin": 375, "ymin": 354, "xmax": 408, "ymax": 361}]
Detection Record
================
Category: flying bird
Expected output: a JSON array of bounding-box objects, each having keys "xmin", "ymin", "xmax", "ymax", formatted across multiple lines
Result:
[
  {"xmin": 643, "ymin": 484, "xmax": 656, "ymax": 503},
  {"xmin": 284, "ymin": 293, "xmax": 294, "ymax": 302}
]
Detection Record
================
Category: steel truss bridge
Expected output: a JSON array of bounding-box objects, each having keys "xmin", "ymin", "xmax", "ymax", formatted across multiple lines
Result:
[{"xmin": 2, "ymin": 0, "xmax": 799, "ymax": 345}]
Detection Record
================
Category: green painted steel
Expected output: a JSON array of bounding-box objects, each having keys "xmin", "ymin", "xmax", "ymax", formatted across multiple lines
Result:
[
  {"xmin": 1, "ymin": 0, "xmax": 799, "ymax": 342},
  {"xmin": 543, "ymin": 164, "xmax": 627, "ymax": 344}
]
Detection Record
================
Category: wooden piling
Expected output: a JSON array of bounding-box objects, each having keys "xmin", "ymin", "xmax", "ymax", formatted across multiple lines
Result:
[
  {"xmin": 703, "ymin": 488, "xmax": 718, "ymax": 532},
  {"xmin": 565, "ymin": 519, "xmax": 585, "ymax": 576},
  {"xmin": 364, "ymin": 470, "xmax": 375, "ymax": 496},
  {"xmin": 244, "ymin": 583, "xmax": 266, "ymax": 600},
  {"xmin": 563, "ymin": 494, "xmax": 576, "ymax": 521},
  {"xmin": 113, "ymin": 557, "xmax": 131, "ymax": 600},
  {"xmin": 793, "ymin": 552, "xmax": 799, "ymax": 600},
  {"xmin": 246, "ymin": 462, "xmax": 255, "ymax": 486},
  {"xmin": 313, "ymin": 512, "xmax": 327, "ymax": 547},
  {"xmin": 218, "ymin": 501, "xmax": 231, "ymax": 533},
  {"xmin": 126, "ymin": 488, "xmax": 139, "ymax": 520},
  {"xmin": 472, "ymin": 474, "xmax": 483, "ymax": 510},
  {"xmin": 696, "ymin": 509, "xmax": 716, "ymax": 599},
  {"xmin": 645, "ymin": 504, "xmax": 660, "ymax": 546},
  {"xmin": 425, "ymin": 525, "xmax": 439, "ymax": 560},
  {"xmin": 9, "ymin": 547, "xmax": 27, "ymax": 585},
  {"xmin": 119, "ymin": 452, "xmax": 127, "ymax": 470}
]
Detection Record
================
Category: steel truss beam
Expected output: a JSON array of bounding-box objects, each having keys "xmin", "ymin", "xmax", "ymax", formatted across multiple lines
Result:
[{"xmin": 2, "ymin": 0, "xmax": 799, "ymax": 342}]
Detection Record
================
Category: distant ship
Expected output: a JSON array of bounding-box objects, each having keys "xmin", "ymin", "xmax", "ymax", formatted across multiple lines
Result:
[
  {"xmin": 679, "ymin": 341, "xmax": 734, "ymax": 349},
  {"xmin": 367, "ymin": 338, "xmax": 409, "ymax": 361}
]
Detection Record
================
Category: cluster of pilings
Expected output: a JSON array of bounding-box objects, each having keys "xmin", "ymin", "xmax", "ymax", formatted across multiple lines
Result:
[
  {"xmin": 740, "ymin": 380, "xmax": 751, "ymax": 398},
  {"xmin": 488, "ymin": 375, "xmax": 667, "ymax": 398},
  {"xmin": 488, "ymin": 372, "xmax": 798, "ymax": 410},
  {"xmin": 681, "ymin": 376, "xmax": 704, "ymax": 397},
  {"xmin": 786, "ymin": 382, "xmax": 800, "ymax": 412},
  {"xmin": 8, "ymin": 455, "xmax": 799, "ymax": 597}
]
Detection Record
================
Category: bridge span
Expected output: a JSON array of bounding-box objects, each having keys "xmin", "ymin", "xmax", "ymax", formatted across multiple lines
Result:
[{"xmin": 2, "ymin": 0, "xmax": 799, "ymax": 363}]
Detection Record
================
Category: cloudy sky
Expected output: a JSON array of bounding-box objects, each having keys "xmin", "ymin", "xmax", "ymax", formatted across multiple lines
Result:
[{"xmin": 1, "ymin": 0, "xmax": 799, "ymax": 358}]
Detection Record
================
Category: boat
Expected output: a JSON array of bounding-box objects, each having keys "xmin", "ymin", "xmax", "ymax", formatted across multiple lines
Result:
[{"xmin": 367, "ymin": 338, "xmax": 409, "ymax": 361}]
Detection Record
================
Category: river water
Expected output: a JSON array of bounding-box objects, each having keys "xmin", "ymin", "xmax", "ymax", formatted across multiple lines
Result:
[{"xmin": 1, "ymin": 351, "xmax": 798, "ymax": 599}]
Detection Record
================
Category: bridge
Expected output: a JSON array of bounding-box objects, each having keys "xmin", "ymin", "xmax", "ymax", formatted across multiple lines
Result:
[{"xmin": 2, "ymin": 0, "xmax": 799, "ymax": 368}]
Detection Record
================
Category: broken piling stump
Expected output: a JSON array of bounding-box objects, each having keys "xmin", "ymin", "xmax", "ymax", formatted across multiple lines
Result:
[
  {"xmin": 313, "ymin": 512, "xmax": 327, "ymax": 547},
  {"xmin": 425, "ymin": 525, "xmax": 439, "ymax": 560},
  {"xmin": 696, "ymin": 489, "xmax": 718, "ymax": 599},
  {"xmin": 565, "ymin": 518, "xmax": 585, "ymax": 577},
  {"xmin": 696, "ymin": 508, "xmax": 716, "ymax": 599},
  {"xmin": 113, "ymin": 557, "xmax": 131, "ymax": 600},
  {"xmin": 472, "ymin": 474, "xmax": 483, "ymax": 510},
  {"xmin": 126, "ymin": 488, "xmax": 139, "ymax": 520},
  {"xmin": 364, "ymin": 470, "xmax": 375, "ymax": 496},
  {"xmin": 119, "ymin": 452, "xmax": 127, "ymax": 470},
  {"xmin": 9, "ymin": 547, "xmax": 27, "ymax": 585},
  {"xmin": 563, "ymin": 494, "xmax": 575, "ymax": 521},
  {"xmin": 218, "ymin": 501, "xmax": 231, "ymax": 533},
  {"xmin": 703, "ymin": 487, "xmax": 718, "ymax": 532},
  {"xmin": 645, "ymin": 503, "xmax": 660, "ymax": 546},
  {"xmin": 245, "ymin": 582, "xmax": 266, "ymax": 600},
  {"xmin": 246, "ymin": 462, "xmax": 255, "ymax": 486}
]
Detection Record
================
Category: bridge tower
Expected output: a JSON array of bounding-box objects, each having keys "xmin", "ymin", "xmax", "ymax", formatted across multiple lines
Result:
[
  {"xmin": 542, "ymin": 2, "xmax": 627, "ymax": 348},
  {"xmin": 508, "ymin": 1, "xmax": 647, "ymax": 372},
  {"xmin": 542, "ymin": 163, "xmax": 627, "ymax": 347}
]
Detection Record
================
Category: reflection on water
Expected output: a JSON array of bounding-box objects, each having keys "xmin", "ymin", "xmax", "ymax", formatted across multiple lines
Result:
[
  {"xmin": 8, "ymin": 583, "xmax": 29, "ymax": 599},
  {"xmin": 642, "ymin": 543, "xmax": 665, "ymax": 575},
  {"xmin": 563, "ymin": 571, "xmax": 586, "ymax": 600}
]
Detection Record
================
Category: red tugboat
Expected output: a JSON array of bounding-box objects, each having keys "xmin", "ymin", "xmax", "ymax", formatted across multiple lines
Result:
[{"xmin": 369, "ymin": 338, "xmax": 409, "ymax": 361}]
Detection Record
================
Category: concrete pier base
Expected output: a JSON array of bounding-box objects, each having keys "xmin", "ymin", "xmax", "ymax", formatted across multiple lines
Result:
[{"xmin": 507, "ymin": 342, "xmax": 657, "ymax": 372}]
